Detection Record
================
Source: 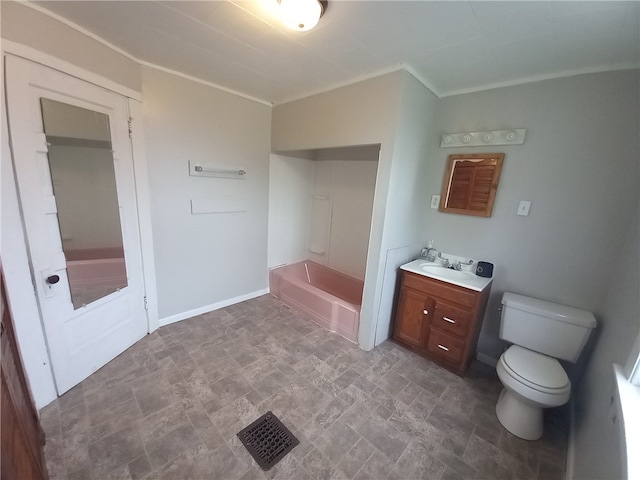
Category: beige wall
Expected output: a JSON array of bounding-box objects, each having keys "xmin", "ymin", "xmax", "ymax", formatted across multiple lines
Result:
[
  {"xmin": 1, "ymin": 1, "xmax": 141, "ymax": 93},
  {"xmin": 310, "ymin": 159, "xmax": 377, "ymax": 280},
  {"xmin": 267, "ymin": 151, "xmax": 378, "ymax": 281},
  {"xmin": 267, "ymin": 154, "xmax": 314, "ymax": 269},
  {"xmin": 141, "ymin": 67, "xmax": 272, "ymax": 319}
]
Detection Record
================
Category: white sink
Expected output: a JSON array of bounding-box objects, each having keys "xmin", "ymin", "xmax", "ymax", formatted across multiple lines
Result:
[
  {"xmin": 420, "ymin": 264, "xmax": 476, "ymax": 279},
  {"xmin": 400, "ymin": 259, "xmax": 492, "ymax": 292}
]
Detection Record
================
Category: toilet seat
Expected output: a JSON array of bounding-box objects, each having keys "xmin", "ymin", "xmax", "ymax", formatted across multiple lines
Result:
[{"xmin": 501, "ymin": 345, "xmax": 570, "ymax": 395}]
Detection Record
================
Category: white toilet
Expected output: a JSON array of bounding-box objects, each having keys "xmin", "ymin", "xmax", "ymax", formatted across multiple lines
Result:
[{"xmin": 496, "ymin": 292, "xmax": 596, "ymax": 440}]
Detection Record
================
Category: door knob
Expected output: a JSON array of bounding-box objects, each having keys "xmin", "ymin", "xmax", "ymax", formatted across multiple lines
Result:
[{"xmin": 46, "ymin": 275, "xmax": 60, "ymax": 284}]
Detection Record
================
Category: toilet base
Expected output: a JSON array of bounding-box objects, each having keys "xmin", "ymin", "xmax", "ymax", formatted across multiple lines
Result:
[{"xmin": 495, "ymin": 388, "xmax": 543, "ymax": 440}]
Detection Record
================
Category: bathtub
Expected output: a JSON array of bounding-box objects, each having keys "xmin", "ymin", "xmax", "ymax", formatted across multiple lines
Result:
[
  {"xmin": 65, "ymin": 248, "xmax": 127, "ymax": 289},
  {"xmin": 269, "ymin": 261, "xmax": 363, "ymax": 343},
  {"xmin": 66, "ymin": 258, "xmax": 127, "ymax": 289}
]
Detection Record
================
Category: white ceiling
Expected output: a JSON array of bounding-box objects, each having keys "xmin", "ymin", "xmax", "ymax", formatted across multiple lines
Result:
[{"xmin": 32, "ymin": 1, "xmax": 640, "ymax": 104}]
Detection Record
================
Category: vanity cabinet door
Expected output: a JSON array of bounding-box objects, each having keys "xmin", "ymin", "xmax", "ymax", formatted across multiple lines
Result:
[{"xmin": 394, "ymin": 287, "xmax": 434, "ymax": 350}]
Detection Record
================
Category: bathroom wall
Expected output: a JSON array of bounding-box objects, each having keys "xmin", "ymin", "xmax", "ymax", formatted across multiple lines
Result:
[
  {"xmin": 141, "ymin": 67, "xmax": 271, "ymax": 321},
  {"xmin": 268, "ymin": 154, "xmax": 314, "ymax": 269},
  {"xmin": 310, "ymin": 154, "xmax": 378, "ymax": 280},
  {"xmin": 422, "ymin": 70, "xmax": 639, "ymax": 366},
  {"xmin": 268, "ymin": 148, "xmax": 378, "ymax": 281},
  {"xmin": 1, "ymin": 1, "xmax": 141, "ymax": 92},
  {"xmin": 572, "ymin": 210, "xmax": 639, "ymax": 479}
]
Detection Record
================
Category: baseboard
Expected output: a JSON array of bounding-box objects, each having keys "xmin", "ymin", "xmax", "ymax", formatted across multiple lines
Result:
[
  {"xmin": 565, "ymin": 397, "xmax": 576, "ymax": 480},
  {"xmin": 158, "ymin": 288, "xmax": 269, "ymax": 327},
  {"xmin": 476, "ymin": 352, "xmax": 498, "ymax": 368}
]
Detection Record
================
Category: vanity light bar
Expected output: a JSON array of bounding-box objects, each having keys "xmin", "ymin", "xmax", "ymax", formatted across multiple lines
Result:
[{"xmin": 440, "ymin": 129, "xmax": 526, "ymax": 148}]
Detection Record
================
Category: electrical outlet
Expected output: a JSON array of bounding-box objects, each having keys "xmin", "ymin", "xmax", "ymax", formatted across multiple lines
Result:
[
  {"xmin": 430, "ymin": 195, "xmax": 441, "ymax": 209},
  {"xmin": 517, "ymin": 200, "xmax": 531, "ymax": 216}
]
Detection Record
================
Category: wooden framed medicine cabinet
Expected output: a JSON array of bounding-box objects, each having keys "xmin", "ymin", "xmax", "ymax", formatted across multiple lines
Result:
[{"xmin": 439, "ymin": 153, "xmax": 504, "ymax": 217}]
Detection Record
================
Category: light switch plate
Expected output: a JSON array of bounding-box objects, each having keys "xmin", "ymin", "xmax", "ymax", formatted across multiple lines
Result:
[
  {"xmin": 431, "ymin": 195, "xmax": 441, "ymax": 209},
  {"xmin": 517, "ymin": 200, "xmax": 531, "ymax": 216}
]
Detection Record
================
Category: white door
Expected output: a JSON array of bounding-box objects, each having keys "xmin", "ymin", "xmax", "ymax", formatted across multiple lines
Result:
[{"xmin": 5, "ymin": 55, "xmax": 148, "ymax": 394}]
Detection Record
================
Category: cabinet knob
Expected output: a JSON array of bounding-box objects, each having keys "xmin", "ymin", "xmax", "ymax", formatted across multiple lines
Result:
[
  {"xmin": 422, "ymin": 309, "xmax": 429, "ymax": 315},
  {"xmin": 437, "ymin": 344, "xmax": 450, "ymax": 352},
  {"xmin": 443, "ymin": 317, "xmax": 456, "ymax": 324}
]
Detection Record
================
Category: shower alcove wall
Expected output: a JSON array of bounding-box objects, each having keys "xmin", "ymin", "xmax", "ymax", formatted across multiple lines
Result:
[{"xmin": 268, "ymin": 145, "xmax": 380, "ymax": 342}]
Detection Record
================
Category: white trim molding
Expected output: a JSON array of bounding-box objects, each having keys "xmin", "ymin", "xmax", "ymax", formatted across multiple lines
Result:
[
  {"xmin": 159, "ymin": 289, "xmax": 270, "ymax": 327},
  {"xmin": 127, "ymin": 99, "xmax": 159, "ymax": 333},
  {"xmin": 2, "ymin": 40, "xmax": 142, "ymax": 101},
  {"xmin": 8, "ymin": 2, "xmax": 272, "ymax": 107}
]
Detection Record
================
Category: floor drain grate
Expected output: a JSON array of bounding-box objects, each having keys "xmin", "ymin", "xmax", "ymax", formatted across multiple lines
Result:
[{"xmin": 236, "ymin": 411, "xmax": 299, "ymax": 471}]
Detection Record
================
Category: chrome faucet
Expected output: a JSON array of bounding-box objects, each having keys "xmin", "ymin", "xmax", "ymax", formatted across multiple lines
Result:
[
  {"xmin": 438, "ymin": 253, "xmax": 450, "ymax": 268},
  {"xmin": 453, "ymin": 259, "xmax": 474, "ymax": 271}
]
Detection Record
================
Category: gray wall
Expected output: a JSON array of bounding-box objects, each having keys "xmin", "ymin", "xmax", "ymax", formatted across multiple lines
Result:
[
  {"xmin": 573, "ymin": 210, "xmax": 639, "ymax": 479},
  {"xmin": 141, "ymin": 67, "xmax": 271, "ymax": 319},
  {"xmin": 422, "ymin": 70, "xmax": 639, "ymax": 366}
]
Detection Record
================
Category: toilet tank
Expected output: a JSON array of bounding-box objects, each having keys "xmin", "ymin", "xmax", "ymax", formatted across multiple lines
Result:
[{"xmin": 500, "ymin": 293, "xmax": 597, "ymax": 362}]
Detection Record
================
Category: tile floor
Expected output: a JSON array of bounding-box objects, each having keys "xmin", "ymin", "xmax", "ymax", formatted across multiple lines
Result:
[{"xmin": 40, "ymin": 295, "xmax": 568, "ymax": 480}]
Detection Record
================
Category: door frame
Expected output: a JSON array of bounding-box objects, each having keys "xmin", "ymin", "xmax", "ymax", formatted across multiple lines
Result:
[{"xmin": 1, "ymin": 41, "xmax": 158, "ymax": 404}]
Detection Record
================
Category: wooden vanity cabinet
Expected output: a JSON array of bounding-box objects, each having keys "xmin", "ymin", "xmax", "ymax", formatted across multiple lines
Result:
[{"xmin": 393, "ymin": 270, "xmax": 491, "ymax": 376}]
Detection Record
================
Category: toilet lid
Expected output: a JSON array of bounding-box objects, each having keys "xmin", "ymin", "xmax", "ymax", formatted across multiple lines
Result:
[{"xmin": 503, "ymin": 345, "xmax": 569, "ymax": 390}]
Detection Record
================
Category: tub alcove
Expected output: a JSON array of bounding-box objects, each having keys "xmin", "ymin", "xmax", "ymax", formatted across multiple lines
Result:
[{"xmin": 268, "ymin": 145, "xmax": 380, "ymax": 343}]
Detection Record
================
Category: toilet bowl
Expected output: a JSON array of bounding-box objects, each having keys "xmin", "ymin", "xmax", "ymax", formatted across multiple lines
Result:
[{"xmin": 496, "ymin": 345, "xmax": 570, "ymax": 440}]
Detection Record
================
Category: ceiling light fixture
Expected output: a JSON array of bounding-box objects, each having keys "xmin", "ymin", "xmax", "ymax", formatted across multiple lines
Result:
[{"xmin": 277, "ymin": 0, "xmax": 327, "ymax": 31}]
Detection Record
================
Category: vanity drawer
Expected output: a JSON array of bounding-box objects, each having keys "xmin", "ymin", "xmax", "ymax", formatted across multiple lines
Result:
[
  {"xmin": 427, "ymin": 330, "xmax": 465, "ymax": 365},
  {"xmin": 403, "ymin": 272, "xmax": 476, "ymax": 309},
  {"xmin": 432, "ymin": 302, "xmax": 473, "ymax": 338}
]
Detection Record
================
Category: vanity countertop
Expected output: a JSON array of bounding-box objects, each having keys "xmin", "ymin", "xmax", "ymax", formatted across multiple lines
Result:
[{"xmin": 400, "ymin": 259, "xmax": 493, "ymax": 292}]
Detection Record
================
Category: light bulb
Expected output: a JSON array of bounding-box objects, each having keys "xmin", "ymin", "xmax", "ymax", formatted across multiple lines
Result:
[
  {"xmin": 278, "ymin": 0, "xmax": 322, "ymax": 31},
  {"xmin": 462, "ymin": 134, "xmax": 472, "ymax": 143}
]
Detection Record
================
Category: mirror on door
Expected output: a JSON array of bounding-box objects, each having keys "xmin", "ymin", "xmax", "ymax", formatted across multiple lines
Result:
[{"xmin": 40, "ymin": 98, "xmax": 127, "ymax": 309}]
